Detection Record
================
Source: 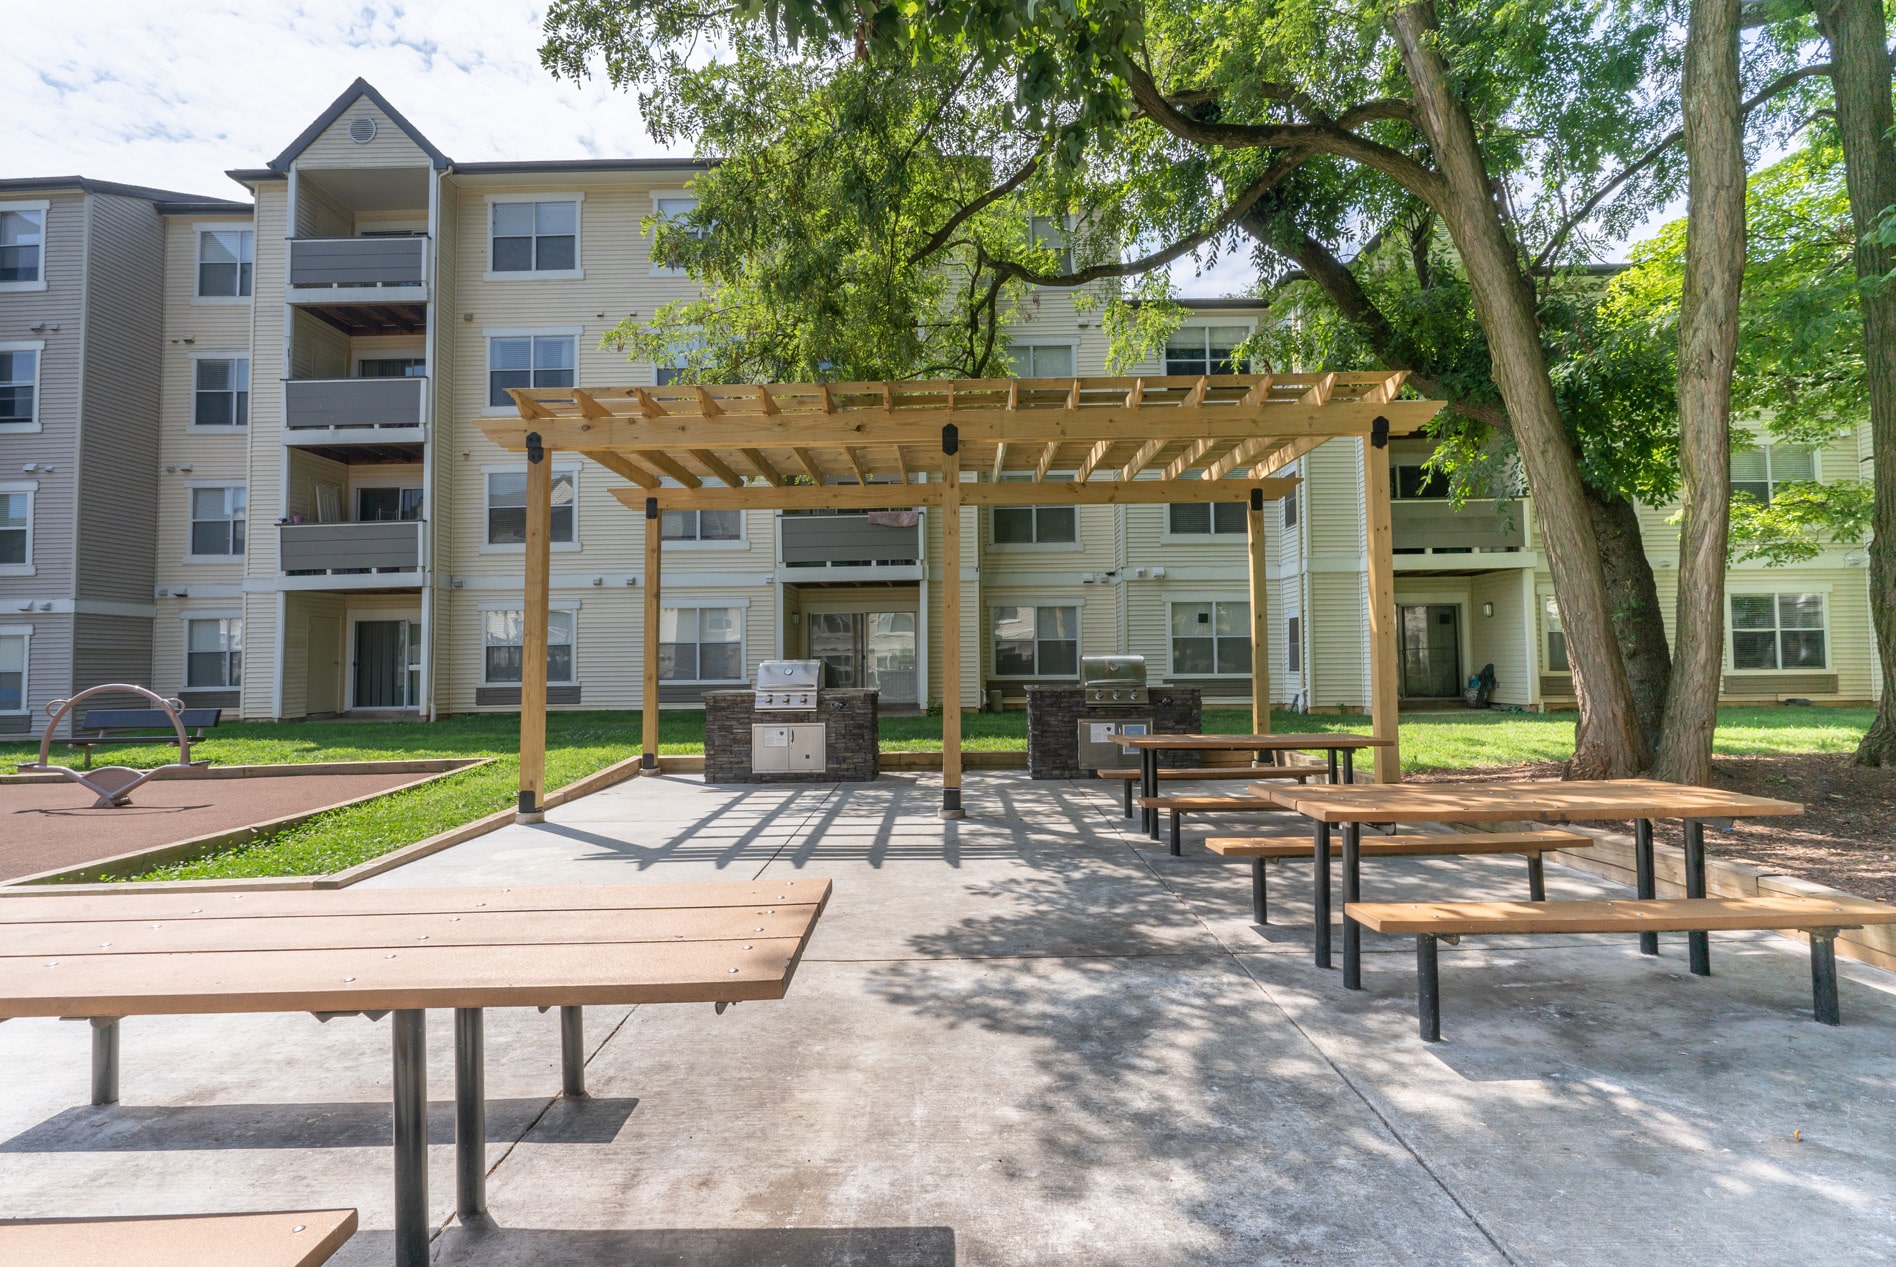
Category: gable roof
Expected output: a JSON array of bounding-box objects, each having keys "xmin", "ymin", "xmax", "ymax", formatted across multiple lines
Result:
[
  {"xmin": 268, "ymin": 78, "xmax": 450, "ymax": 172},
  {"xmin": 0, "ymin": 176, "xmax": 248, "ymax": 211}
]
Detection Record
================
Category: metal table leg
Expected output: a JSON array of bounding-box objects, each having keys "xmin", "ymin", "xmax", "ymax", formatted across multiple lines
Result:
[
  {"xmin": 1251, "ymin": 857, "xmax": 1268, "ymax": 925},
  {"xmin": 1634, "ymin": 818, "xmax": 1658, "ymax": 955},
  {"xmin": 1312, "ymin": 819, "xmax": 1332, "ymax": 969},
  {"xmin": 391, "ymin": 1009, "xmax": 429, "ymax": 1267},
  {"xmin": 1684, "ymin": 820, "xmax": 1710, "ymax": 976},
  {"xmin": 1810, "ymin": 931, "xmax": 1842, "ymax": 1025},
  {"xmin": 1341, "ymin": 749, "xmax": 1355, "ymax": 785},
  {"xmin": 1416, "ymin": 935, "xmax": 1441, "ymax": 1042},
  {"xmin": 1142, "ymin": 748, "xmax": 1159, "ymax": 838},
  {"xmin": 1326, "ymin": 749, "xmax": 1339, "ymax": 785},
  {"xmin": 560, "ymin": 1005, "xmax": 587, "ymax": 1097},
  {"xmin": 1342, "ymin": 823, "xmax": 1362, "ymax": 990},
  {"xmin": 454, "ymin": 1008, "xmax": 486, "ymax": 1223},
  {"xmin": 90, "ymin": 1018, "xmax": 119, "ymax": 1106}
]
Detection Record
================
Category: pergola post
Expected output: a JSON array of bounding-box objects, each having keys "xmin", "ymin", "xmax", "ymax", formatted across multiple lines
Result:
[
  {"xmin": 939, "ymin": 426, "xmax": 964, "ymax": 819},
  {"xmin": 642, "ymin": 496, "xmax": 661, "ymax": 769},
  {"xmin": 518, "ymin": 432, "xmax": 551, "ymax": 820},
  {"xmin": 1363, "ymin": 429, "xmax": 1400, "ymax": 782},
  {"xmin": 1246, "ymin": 486, "xmax": 1273, "ymax": 736}
]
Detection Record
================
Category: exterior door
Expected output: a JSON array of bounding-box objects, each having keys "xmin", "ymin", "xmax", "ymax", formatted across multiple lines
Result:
[
  {"xmin": 863, "ymin": 611, "xmax": 918, "ymax": 705},
  {"xmin": 808, "ymin": 613, "xmax": 858, "ymax": 687},
  {"xmin": 307, "ymin": 616, "xmax": 341, "ymax": 715},
  {"xmin": 353, "ymin": 620, "xmax": 416, "ymax": 709},
  {"xmin": 1399, "ymin": 604, "xmax": 1462, "ymax": 698}
]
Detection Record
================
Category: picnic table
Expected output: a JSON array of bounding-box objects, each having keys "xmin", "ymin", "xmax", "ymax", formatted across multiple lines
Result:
[
  {"xmin": 1120, "ymin": 733, "xmax": 1392, "ymax": 838},
  {"xmin": 1253, "ymin": 778, "xmax": 1802, "ymax": 985},
  {"xmin": 0, "ymin": 880, "xmax": 831, "ymax": 1267}
]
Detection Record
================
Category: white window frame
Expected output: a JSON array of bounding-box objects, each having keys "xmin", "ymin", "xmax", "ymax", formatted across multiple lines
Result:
[
  {"xmin": 1006, "ymin": 339, "xmax": 1079, "ymax": 379},
  {"xmin": 0, "ymin": 339, "xmax": 44, "ymax": 433},
  {"xmin": 659, "ymin": 506, "xmax": 748, "ymax": 551},
  {"xmin": 1164, "ymin": 322, "xmax": 1254, "ymax": 377},
  {"xmin": 0, "ymin": 624, "xmax": 31, "ymax": 713},
  {"xmin": 181, "ymin": 611, "xmax": 243, "ymax": 691},
  {"xmin": 649, "ymin": 190, "xmax": 703, "ymax": 277},
  {"xmin": 485, "ymin": 193, "xmax": 584, "ymax": 282},
  {"xmin": 0, "ymin": 480, "xmax": 34, "ymax": 577},
  {"xmin": 193, "ymin": 224, "xmax": 254, "ymax": 303},
  {"xmin": 1731, "ymin": 443, "xmax": 1819, "ymax": 507},
  {"xmin": 183, "ymin": 482, "xmax": 247, "ymax": 563},
  {"xmin": 1543, "ymin": 597, "xmax": 1569, "ymax": 674},
  {"xmin": 989, "ymin": 603, "xmax": 1082, "ymax": 679},
  {"xmin": 1028, "ymin": 213, "xmax": 1075, "ymax": 281},
  {"xmin": 482, "ymin": 326, "xmax": 581, "ymax": 415},
  {"xmin": 658, "ymin": 601, "xmax": 748, "ymax": 683},
  {"xmin": 1162, "ymin": 501, "xmax": 1249, "ymax": 541},
  {"xmin": 480, "ymin": 462, "xmax": 581, "ymax": 553},
  {"xmin": 1728, "ymin": 591, "xmax": 1830, "ymax": 672},
  {"xmin": 990, "ymin": 472, "xmax": 1080, "ymax": 552},
  {"xmin": 478, "ymin": 602, "xmax": 579, "ymax": 686},
  {"xmin": 187, "ymin": 350, "xmax": 251, "ymax": 433},
  {"xmin": 0, "ymin": 201, "xmax": 49, "ymax": 293},
  {"xmin": 1167, "ymin": 598, "xmax": 1254, "ymax": 678},
  {"xmin": 1285, "ymin": 613, "xmax": 1302, "ymax": 676}
]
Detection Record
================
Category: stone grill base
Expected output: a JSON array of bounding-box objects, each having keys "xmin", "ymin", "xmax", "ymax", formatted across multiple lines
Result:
[
  {"xmin": 703, "ymin": 688, "xmax": 880, "ymax": 783},
  {"xmin": 1024, "ymin": 686, "xmax": 1203, "ymax": 779}
]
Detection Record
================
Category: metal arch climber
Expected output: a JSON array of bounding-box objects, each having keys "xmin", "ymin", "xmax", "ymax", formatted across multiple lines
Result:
[{"xmin": 17, "ymin": 684, "xmax": 210, "ymax": 808}]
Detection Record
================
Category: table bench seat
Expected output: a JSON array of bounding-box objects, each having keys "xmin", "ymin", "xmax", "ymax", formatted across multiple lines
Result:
[
  {"xmin": 1206, "ymin": 830, "xmax": 1592, "ymax": 922},
  {"xmin": 1136, "ymin": 795, "xmax": 1292, "ymax": 856},
  {"xmin": 1345, "ymin": 895, "xmax": 1896, "ymax": 1040},
  {"xmin": 0, "ymin": 1208, "xmax": 357, "ymax": 1267}
]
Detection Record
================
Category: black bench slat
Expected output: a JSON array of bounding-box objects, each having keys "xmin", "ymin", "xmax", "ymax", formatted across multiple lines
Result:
[{"xmin": 77, "ymin": 708, "xmax": 222, "ymax": 731}]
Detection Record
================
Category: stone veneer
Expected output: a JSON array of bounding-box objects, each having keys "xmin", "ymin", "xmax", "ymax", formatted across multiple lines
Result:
[
  {"xmin": 1024, "ymin": 686, "xmax": 1204, "ymax": 779},
  {"xmin": 703, "ymin": 688, "xmax": 881, "ymax": 783}
]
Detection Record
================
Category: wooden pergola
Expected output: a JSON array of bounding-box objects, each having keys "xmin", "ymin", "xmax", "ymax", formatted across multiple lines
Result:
[{"xmin": 476, "ymin": 371, "xmax": 1444, "ymax": 819}]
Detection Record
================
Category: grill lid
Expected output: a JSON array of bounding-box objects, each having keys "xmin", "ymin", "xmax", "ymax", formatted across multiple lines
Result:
[
  {"xmin": 755, "ymin": 659, "xmax": 822, "ymax": 691},
  {"xmin": 1080, "ymin": 654, "xmax": 1147, "ymax": 686}
]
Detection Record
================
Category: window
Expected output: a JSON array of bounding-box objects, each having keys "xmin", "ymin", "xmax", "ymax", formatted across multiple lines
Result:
[
  {"xmin": 185, "ymin": 617, "xmax": 242, "ymax": 688},
  {"xmin": 651, "ymin": 196, "xmax": 702, "ymax": 276},
  {"xmin": 193, "ymin": 358, "xmax": 249, "ymax": 428},
  {"xmin": 1029, "ymin": 214, "xmax": 1073, "ymax": 274},
  {"xmin": 358, "ymin": 487, "xmax": 422, "ymax": 521},
  {"xmin": 1168, "ymin": 502, "xmax": 1248, "ymax": 535},
  {"xmin": 660, "ymin": 606, "xmax": 742, "ymax": 681},
  {"xmin": 993, "ymin": 471, "xmax": 1076, "ymax": 545},
  {"xmin": 0, "ymin": 209, "xmax": 44, "ymax": 285},
  {"xmin": 992, "ymin": 605, "xmax": 1079, "ymax": 677},
  {"xmin": 483, "ymin": 609, "xmax": 576, "ymax": 684},
  {"xmin": 188, "ymin": 486, "xmax": 245, "ymax": 557},
  {"xmin": 488, "ymin": 335, "xmax": 575, "ymax": 408},
  {"xmin": 1283, "ymin": 481, "xmax": 1298, "ymax": 529},
  {"xmin": 197, "ymin": 229, "xmax": 253, "ymax": 297},
  {"xmin": 1730, "ymin": 593, "xmax": 1827, "ymax": 670},
  {"xmin": 1544, "ymin": 598, "xmax": 1569, "ymax": 672},
  {"xmin": 1172, "ymin": 601, "xmax": 1252, "ymax": 676},
  {"xmin": 358, "ymin": 357, "xmax": 427, "ymax": 378},
  {"xmin": 485, "ymin": 471, "xmax": 575, "ymax": 545},
  {"xmin": 1165, "ymin": 325, "xmax": 1248, "ymax": 376},
  {"xmin": 491, "ymin": 200, "xmax": 577, "ymax": 273},
  {"xmin": 661, "ymin": 509, "xmax": 741, "ymax": 542},
  {"xmin": 0, "ymin": 490, "xmax": 28, "ymax": 568},
  {"xmin": 1731, "ymin": 444, "xmax": 1815, "ymax": 506},
  {"xmin": 1286, "ymin": 615, "xmax": 1302, "ymax": 674},
  {"xmin": 1007, "ymin": 342, "xmax": 1075, "ymax": 378},
  {"xmin": 0, "ymin": 348, "xmax": 37, "ymax": 426},
  {"xmin": 1391, "ymin": 459, "xmax": 1450, "ymax": 499},
  {"xmin": 0, "ymin": 630, "xmax": 26, "ymax": 710}
]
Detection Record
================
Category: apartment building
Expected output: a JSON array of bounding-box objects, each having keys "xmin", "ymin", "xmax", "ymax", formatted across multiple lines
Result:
[{"xmin": 0, "ymin": 79, "xmax": 1877, "ymax": 731}]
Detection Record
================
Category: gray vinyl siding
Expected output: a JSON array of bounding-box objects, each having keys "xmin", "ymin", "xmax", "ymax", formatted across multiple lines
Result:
[
  {"xmin": 71, "ymin": 613, "xmax": 156, "ymax": 700},
  {"xmin": 74, "ymin": 194, "xmax": 166, "ymax": 606}
]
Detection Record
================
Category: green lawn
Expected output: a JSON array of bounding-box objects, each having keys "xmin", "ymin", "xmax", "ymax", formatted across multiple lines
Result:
[{"xmin": 2, "ymin": 705, "xmax": 1870, "ymax": 883}]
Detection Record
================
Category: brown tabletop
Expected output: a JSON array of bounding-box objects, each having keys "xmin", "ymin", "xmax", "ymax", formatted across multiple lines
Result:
[
  {"xmin": 1252, "ymin": 778, "xmax": 1803, "ymax": 824},
  {"xmin": 1120, "ymin": 732, "xmax": 1391, "ymax": 751}
]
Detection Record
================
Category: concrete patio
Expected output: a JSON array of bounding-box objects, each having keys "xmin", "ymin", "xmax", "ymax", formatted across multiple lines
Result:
[{"xmin": 3, "ymin": 769, "xmax": 1894, "ymax": 1265}]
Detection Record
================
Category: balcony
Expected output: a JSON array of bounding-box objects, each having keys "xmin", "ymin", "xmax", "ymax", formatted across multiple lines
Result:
[
  {"xmin": 279, "ymin": 521, "xmax": 422, "ymax": 589},
  {"xmin": 288, "ymin": 237, "xmax": 430, "ymax": 334},
  {"xmin": 781, "ymin": 511, "xmax": 922, "ymax": 578},
  {"xmin": 284, "ymin": 376, "xmax": 426, "ymax": 449},
  {"xmin": 1391, "ymin": 499, "xmax": 1524, "ymax": 556}
]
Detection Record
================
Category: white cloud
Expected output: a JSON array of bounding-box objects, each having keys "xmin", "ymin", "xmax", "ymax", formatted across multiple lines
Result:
[{"xmin": 4, "ymin": 1, "xmax": 680, "ymax": 199}]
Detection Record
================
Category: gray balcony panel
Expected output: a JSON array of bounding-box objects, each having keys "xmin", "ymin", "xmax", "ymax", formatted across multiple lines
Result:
[
  {"xmin": 285, "ymin": 376, "xmax": 425, "ymax": 429},
  {"xmin": 782, "ymin": 513, "xmax": 920, "ymax": 564},
  {"xmin": 280, "ymin": 521, "xmax": 421, "ymax": 573},
  {"xmin": 290, "ymin": 237, "xmax": 426, "ymax": 287},
  {"xmin": 1390, "ymin": 499, "xmax": 1523, "ymax": 551}
]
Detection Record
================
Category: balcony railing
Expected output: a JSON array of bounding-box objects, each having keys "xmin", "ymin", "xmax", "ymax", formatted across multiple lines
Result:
[
  {"xmin": 284, "ymin": 376, "xmax": 426, "ymax": 431},
  {"xmin": 280, "ymin": 521, "xmax": 421, "ymax": 574},
  {"xmin": 289, "ymin": 236, "xmax": 428, "ymax": 290},
  {"xmin": 1390, "ymin": 499, "xmax": 1524, "ymax": 553},
  {"xmin": 781, "ymin": 511, "xmax": 921, "ymax": 567}
]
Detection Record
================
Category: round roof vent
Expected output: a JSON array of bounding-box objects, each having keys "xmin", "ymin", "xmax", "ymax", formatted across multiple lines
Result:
[{"xmin": 348, "ymin": 116, "xmax": 378, "ymax": 144}]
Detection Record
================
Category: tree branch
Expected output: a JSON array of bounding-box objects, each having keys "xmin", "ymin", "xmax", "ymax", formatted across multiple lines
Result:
[{"xmin": 907, "ymin": 148, "xmax": 1047, "ymax": 263}]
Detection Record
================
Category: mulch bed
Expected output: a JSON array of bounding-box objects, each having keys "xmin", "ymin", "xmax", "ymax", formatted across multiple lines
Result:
[{"xmin": 1407, "ymin": 753, "xmax": 1896, "ymax": 904}]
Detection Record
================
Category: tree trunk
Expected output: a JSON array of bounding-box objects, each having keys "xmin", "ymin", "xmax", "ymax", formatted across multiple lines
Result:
[
  {"xmin": 1813, "ymin": 0, "xmax": 1896, "ymax": 766},
  {"xmin": 1391, "ymin": 2, "xmax": 1650, "ymax": 776},
  {"xmin": 1651, "ymin": 0, "xmax": 1744, "ymax": 786},
  {"xmin": 1587, "ymin": 486, "xmax": 1673, "ymax": 750}
]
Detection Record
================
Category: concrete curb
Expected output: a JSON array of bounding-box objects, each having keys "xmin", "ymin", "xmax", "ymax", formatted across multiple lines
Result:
[
  {"xmin": 655, "ymin": 750, "xmax": 1029, "ymax": 774},
  {"xmin": 0, "ymin": 758, "xmax": 480, "ymax": 785}
]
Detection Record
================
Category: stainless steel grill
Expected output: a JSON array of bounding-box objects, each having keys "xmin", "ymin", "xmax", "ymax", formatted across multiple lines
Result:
[
  {"xmin": 753, "ymin": 659, "xmax": 821, "ymax": 711},
  {"xmin": 1082, "ymin": 654, "xmax": 1149, "ymax": 705}
]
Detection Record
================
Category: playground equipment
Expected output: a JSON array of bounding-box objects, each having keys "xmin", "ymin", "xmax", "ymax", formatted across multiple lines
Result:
[{"xmin": 16, "ymin": 685, "xmax": 211, "ymax": 808}]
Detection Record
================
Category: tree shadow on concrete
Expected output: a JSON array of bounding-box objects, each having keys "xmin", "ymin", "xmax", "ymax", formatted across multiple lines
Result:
[{"xmin": 420, "ymin": 1223, "xmax": 955, "ymax": 1266}]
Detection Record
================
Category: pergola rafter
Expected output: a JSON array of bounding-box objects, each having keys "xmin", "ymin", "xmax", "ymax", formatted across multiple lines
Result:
[{"xmin": 480, "ymin": 371, "xmax": 1437, "ymax": 819}]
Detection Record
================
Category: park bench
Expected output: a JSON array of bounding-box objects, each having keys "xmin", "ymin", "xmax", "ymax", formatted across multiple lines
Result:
[
  {"xmin": 1097, "ymin": 765, "xmax": 1316, "ymax": 817},
  {"xmin": 1346, "ymin": 894, "xmax": 1896, "ymax": 1041},
  {"xmin": 0, "ymin": 1208, "xmax": 357, "ymax": 1266},
  {"xmin": 66, "ymin": 707, "xmax": 220, "ymax": 769},
  {"xmin": 1136, "ymin": 794, "xmax": 1294, "ymax": 856},
  {"xmin": 1205, "ymin": 829, "xmax": 1593, "ymax": 923}
]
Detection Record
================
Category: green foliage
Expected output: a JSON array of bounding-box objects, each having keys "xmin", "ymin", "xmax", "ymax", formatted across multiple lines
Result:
[{"xmin": 1727, "ymin": 479, "xmax": 1873, "ymax": 565}]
